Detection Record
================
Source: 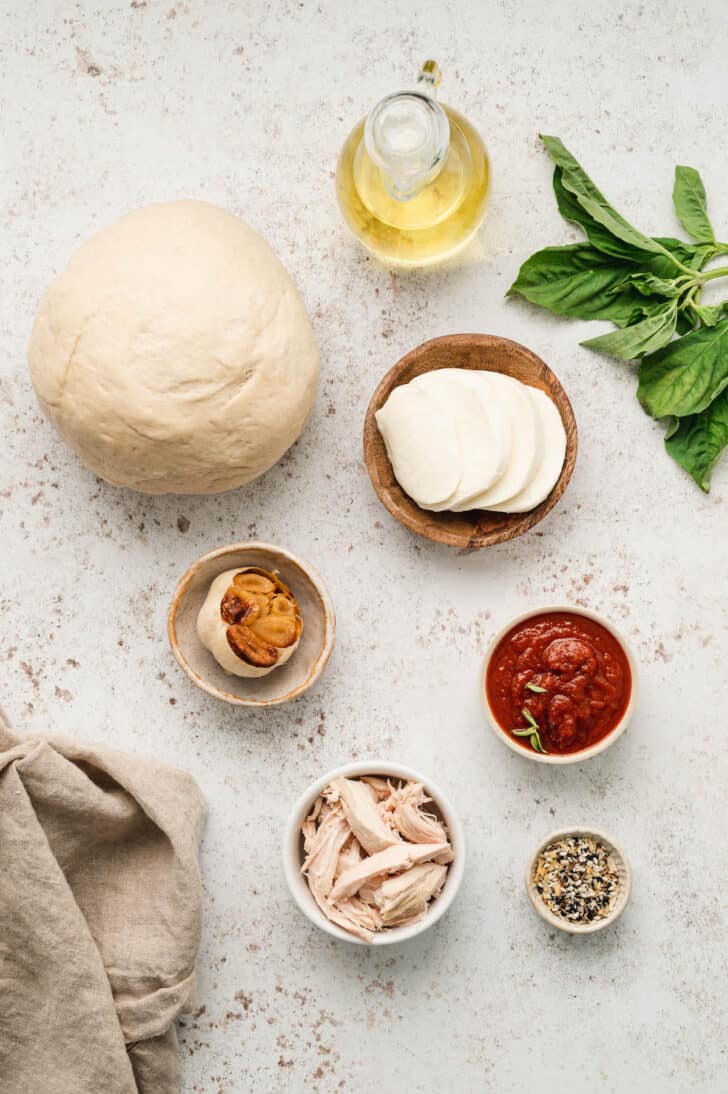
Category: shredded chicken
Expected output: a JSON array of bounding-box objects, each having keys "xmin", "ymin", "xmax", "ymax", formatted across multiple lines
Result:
[
  {"xmin": 301, "ymin": 776, "xmax": 454, "ymax": 942},
  {"xmin": 301, "ymin": 802, "xmax": 351, "ymax": 896},
  {"xmin": 358, "ymin": 875, "xmax": 387, "ymax": 907},
  {"xmin": 331, "ymin": 776, "xmax": 401, "ymax": 855},
  {"xmin": 360, "ymin": 776, "xmax": 393, "ymax": 801},
  {"xmin": 391, "ymin": 802, "xmax": 453, "ymax": 863},
  {"xmin": 335, "ymin": 835, "xmax": 363, "ymax": 878},
  {"xmin": 380, "ymin": 862, "xmax": 448, "ymax": 926},
  {"xmin": 330, "ymin": 841, "xmax": 448, "ymax": 902},
  {"xmin": 372, "ymin": 779, "xmax": 454, "ymax": 863}
]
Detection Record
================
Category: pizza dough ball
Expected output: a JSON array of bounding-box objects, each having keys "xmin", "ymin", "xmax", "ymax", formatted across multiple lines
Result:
[{"xmin": 28, "ymin": 201, "xmax": 319, "ymax": 494}]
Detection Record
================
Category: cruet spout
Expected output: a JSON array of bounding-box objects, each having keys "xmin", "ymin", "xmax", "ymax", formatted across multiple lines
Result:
[{"xmin": 363, "ymin": 59, "xmax": 450, "ymax": 201}]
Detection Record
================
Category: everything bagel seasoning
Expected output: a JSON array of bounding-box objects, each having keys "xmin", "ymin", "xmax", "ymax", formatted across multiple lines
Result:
[{"xmin": 533, "ymin": 835, "xmax": 620, "ymax": 924}]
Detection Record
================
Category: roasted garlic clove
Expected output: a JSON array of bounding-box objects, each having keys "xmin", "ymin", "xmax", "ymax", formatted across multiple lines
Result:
[
  {"xmin": 232, "ymin": 569, "xmax": 277, "ymax": 595},
  {"xmin": 252, "ymin": 612, "xmax": 300, "ymax": 649},
  {"xmin": 196, "ymin": 566, "xmax": 303, "ymax": 678},
  {"xmin": 220, "ymin": 589, "xmax": 259, "ymax": 625},
  {"xmin": 270, "ymin": 593, "xmax": 296, "ymax": 616},
  {"xmin": 226, "ymin": 624, "xmax": 279, "ymax": 668}
]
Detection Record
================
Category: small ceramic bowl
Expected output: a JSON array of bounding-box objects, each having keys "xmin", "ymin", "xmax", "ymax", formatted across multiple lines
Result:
[
  {"xmin": 168, "ymin": 542, "xmax": 335, "ymax": 707},
  {"xmin": 362, "ymin": 333, "xmax": 578, "ymax": 549},
  {"xmin": 481, "ymin": 604, "xmax": 638, "ymax": 765},
  {"xmin": 283, "ymin": 761, "xmax": 465, "ymax": 946},
  {"xmin": 526, "ymin": 826, "xmax": 632, "ymax": 934}
]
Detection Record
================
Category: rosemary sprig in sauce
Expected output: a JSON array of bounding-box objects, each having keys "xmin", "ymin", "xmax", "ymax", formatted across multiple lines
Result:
[{"xmin": 513, "ymin": 707, "xmax": 548, "ymax": 754}]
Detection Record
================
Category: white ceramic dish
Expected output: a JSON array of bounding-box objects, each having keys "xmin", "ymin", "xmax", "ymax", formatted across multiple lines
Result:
[
  {"xmin": 526, "ymin": 826, "xmax": 632, "ymax": 934},
  {"xmin": 481, "ymin": 604, "xmax": 638, "ymax": 765},
  {"xmin": 282, "ymin": 761, "xmax": 465, "ymax": 946},
  {"xmin": 168, "ymin": 542, "xmax": 335, "ymax": 707}
]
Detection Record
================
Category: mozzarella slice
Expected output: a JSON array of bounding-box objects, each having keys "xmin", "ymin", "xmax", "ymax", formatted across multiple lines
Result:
[
  {"xmin": 409, "ymin": 369, "xmax": 510, "ymax": 508},
  {"xmin": 487, "ymin": 387, "xmax": 566, "ymax": 512},
  {"xmin": 452, "ymin": 372, "xmax": 542, "ymax": 510},
  {"xmin": 375, "ymin": 384, "xmax": 461, "ymax": 508}
]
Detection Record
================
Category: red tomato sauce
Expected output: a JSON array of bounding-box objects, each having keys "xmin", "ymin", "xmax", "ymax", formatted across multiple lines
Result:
[{"xmin": 486, "ymin": 612, "xmax": 632, "ymax": 755}]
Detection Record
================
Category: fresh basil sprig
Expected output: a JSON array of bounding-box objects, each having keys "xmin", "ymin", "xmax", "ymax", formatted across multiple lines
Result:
[{"xmin": 508, "ymin": 136, "xmax": 728, "ymax": 490}]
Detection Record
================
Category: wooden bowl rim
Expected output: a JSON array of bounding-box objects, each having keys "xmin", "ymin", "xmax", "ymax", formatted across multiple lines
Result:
[
  {"xmin": 362, "ymin": 333, "xmax": 578, "ymax": 548},
  {"xmin": 167, "ymin": 541, "xmax": 336, "ymax": 707}
]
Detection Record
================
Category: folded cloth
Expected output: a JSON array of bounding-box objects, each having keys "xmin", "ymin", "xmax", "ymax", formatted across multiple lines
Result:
[{"xmin": 0, "ymin": 711, "xmax": 206, "ymax": 1094}]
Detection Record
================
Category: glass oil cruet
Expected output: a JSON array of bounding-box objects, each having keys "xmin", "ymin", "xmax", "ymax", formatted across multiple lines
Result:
[{"xmin": 336, "ymin": 60, "xmax": 490, "ymax": 266}]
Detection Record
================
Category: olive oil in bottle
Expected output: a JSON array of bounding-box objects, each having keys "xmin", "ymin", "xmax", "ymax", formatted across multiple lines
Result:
[{"xmin": 336, "ymin": 61, "xmax": 490, "ymax": 267}]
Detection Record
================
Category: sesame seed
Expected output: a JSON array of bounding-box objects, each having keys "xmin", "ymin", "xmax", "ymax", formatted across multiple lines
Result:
[{"xmin": 533, "ymin": 836, "xmax": 620, "ymax": 924}]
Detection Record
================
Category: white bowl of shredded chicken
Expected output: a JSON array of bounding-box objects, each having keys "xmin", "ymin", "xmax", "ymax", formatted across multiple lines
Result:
[{"xmin": 283, "ymin": 762, "xmax": 465, "ymax": 945}]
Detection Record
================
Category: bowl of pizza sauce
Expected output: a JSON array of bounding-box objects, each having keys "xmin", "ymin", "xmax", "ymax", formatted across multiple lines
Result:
[{"xmin": 482, "ymin": 606, "xmax": 637, "ymax": 764}]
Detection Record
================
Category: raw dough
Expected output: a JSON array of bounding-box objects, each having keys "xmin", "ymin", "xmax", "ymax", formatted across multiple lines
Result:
[{"xmin": 28, "ymin": 201, "xmax": 319, "ymax": 494}]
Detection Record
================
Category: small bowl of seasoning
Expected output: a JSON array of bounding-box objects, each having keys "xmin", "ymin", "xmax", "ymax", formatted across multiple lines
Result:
[
  {"xmin": 482, "ymin": 605, "xmax": 638, "ymax": 764},
  {"xmin": 526, "ymin": 827, "xmax": 632, "ymax": 934}
]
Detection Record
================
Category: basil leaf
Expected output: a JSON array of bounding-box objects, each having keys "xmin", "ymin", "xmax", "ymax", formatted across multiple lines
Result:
[
  {"xmin": 552, "ymin": 168, "xmax": 650, "ymax": 262},
  {"xmin": 553, "ymin": 166, "xmax": 715, "ymax": 275},
  {"xmin": 664, "ymin": 415, "xmax": 681, "ymax": 440},
  {"xmin": 508, "ymin": 244, "xmax": 655, "ymax": 326},
  {"xmin": 582, "ymin": 301, "xmax": 677, "ymax": 359},
  {"xmin": 637, "ymin": 318, "xmax": 728, "ymax": 417},
  {"xmin": 676, "ymin": 312, "xmax": 695, "ymax": 336},
  {"xmin": 665, "ymin": 388, "xmax": 728, "ymax": 491},
  {"xmin": 541, "ymin": 136, "xmax": 668, "ymax": 258},
  {"xmin": 612, "ymin": 272, "xmax": 683, "ymax": 298},
  {"xmin": 673, "ymin": 166, "xmax": 715, "ymax": 244},
  {"xmin": 656, "ymin": 237, "xmax": 716, "ymax": 272},
  {"xmin": 692, "ymin": 302, "xmax": 728, "ymax": 327}
]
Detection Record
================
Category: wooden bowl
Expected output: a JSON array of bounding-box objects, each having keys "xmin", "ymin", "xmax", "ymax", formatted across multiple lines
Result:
[
  {"xmin": 363, "ymin": 334, "xmax": 578, "ymax": 548},
  {"xmin": 168, "ymin": 542, "xmax": 335, "ymax": 707}
]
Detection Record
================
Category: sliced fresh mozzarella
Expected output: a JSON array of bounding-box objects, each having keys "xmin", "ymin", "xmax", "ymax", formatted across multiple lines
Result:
[
  {"xmin": 487, "ymin": 387, "xmax": 566, "ymax": 512},
  {"xmin": 409, "ymin": 369, "xmax": 510, "ymax": 508},
  {"xmin": 375, "ymin": 383, "xmax": 461, "ymax": 508},
  {"xmin": 452, "ymin": 372, "xmax": 542, "ymax": 510}
]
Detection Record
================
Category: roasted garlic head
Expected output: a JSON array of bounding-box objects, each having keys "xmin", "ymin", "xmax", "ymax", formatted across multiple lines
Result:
[{"xmin": 197, "ymin": 567, "xmax": 303, "ymax": 677}]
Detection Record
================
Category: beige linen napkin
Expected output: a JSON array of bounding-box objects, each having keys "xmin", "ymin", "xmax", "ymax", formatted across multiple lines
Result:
[{"xmin": 0, "ymin": 712, "xmax": 206, "ymax": 1094}]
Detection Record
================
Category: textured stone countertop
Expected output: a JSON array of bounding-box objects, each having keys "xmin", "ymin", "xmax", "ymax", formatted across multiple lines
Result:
[{"xmin": 2, "ymin": 2, "xmax": 727, "ymax": 1091}]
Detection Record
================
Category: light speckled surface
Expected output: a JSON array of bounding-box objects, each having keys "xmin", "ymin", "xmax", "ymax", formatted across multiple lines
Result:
[{"xmin": 2, "ymin": 2, "xmax": 727, "ymax": 1091}]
